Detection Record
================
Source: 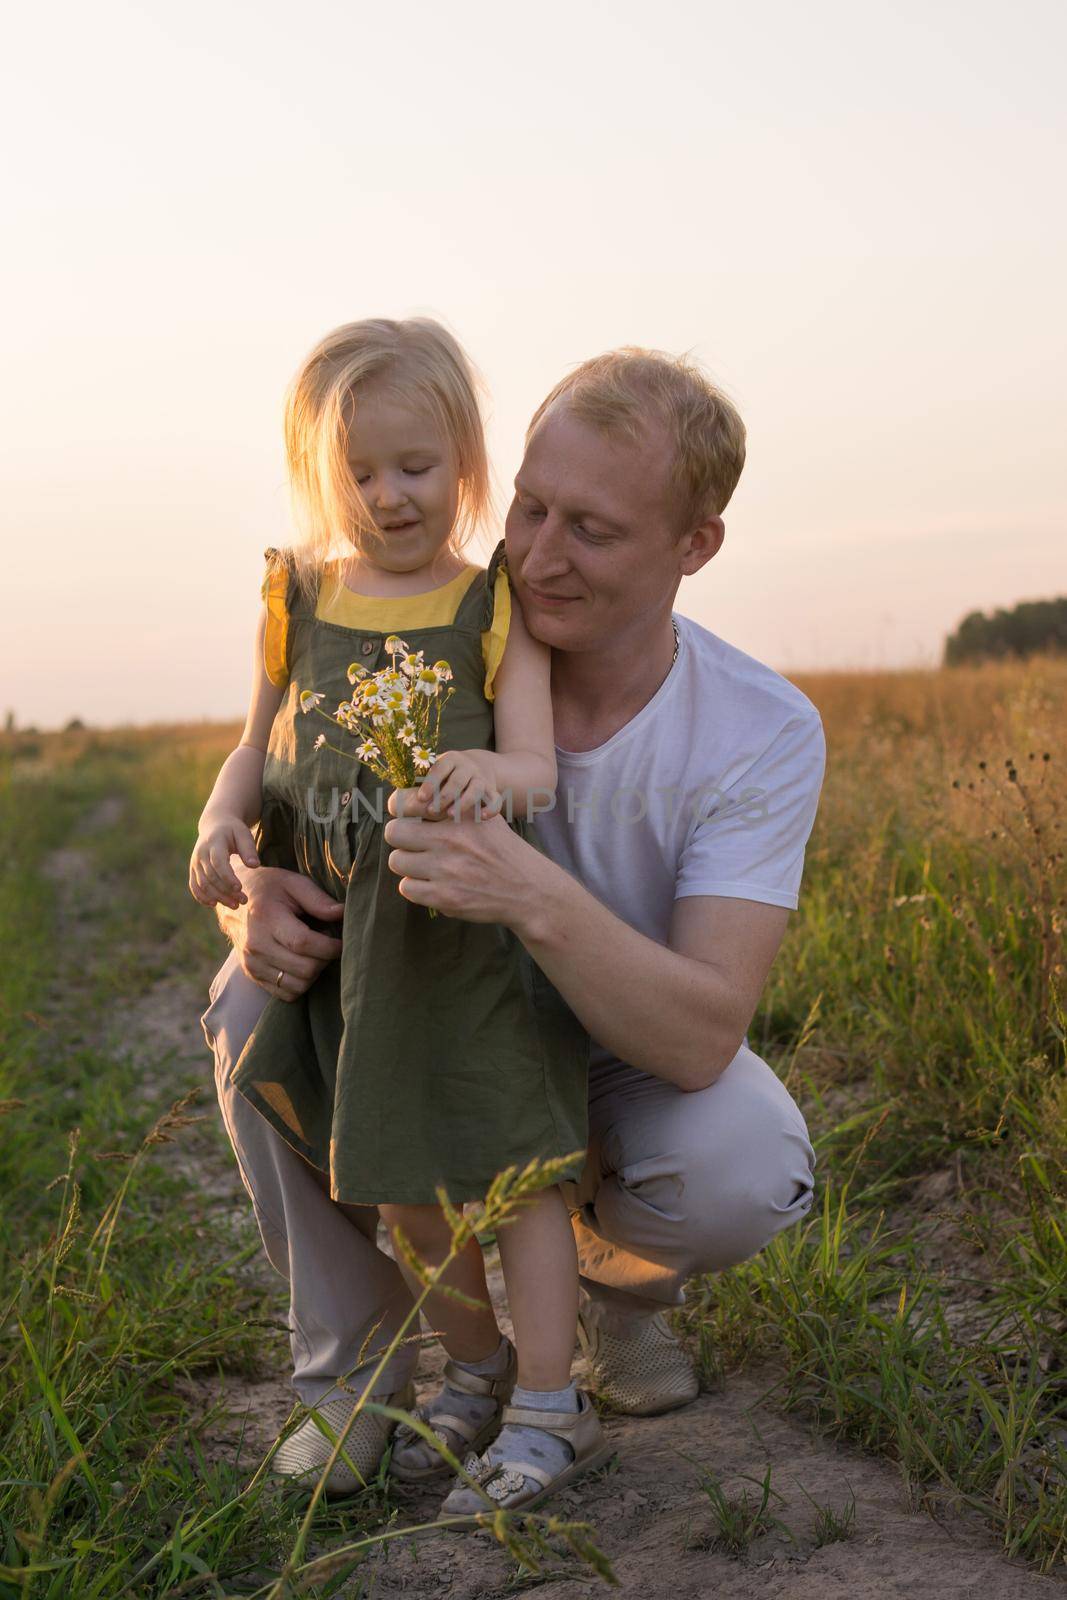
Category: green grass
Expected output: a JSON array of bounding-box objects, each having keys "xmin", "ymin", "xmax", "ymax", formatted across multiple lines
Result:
[{"xmin": 680, "ymin": 1463, "xmax": 794, "ymax": 1557}]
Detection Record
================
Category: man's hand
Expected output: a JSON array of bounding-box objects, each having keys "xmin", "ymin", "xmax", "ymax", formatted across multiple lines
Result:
[
  {"xmin": 384, "ymin": 790, "xmax": 545, "ymax": 924},
  {"xmin": 217, "ymin": 863, "xmax": 344, "ymax": 1001}
]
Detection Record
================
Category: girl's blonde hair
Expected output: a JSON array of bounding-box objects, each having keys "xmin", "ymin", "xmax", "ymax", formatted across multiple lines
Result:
[
  {"xmin": 282, "ymin": 317, "xmax": 493, "ymax": 600},
  {"xmin": 526, "ymin": 346, "xmax": 747, "ymax": 533}
]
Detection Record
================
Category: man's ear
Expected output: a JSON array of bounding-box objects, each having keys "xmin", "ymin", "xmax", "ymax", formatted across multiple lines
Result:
[{"xmin": 677, "ymin": 514, "xmax": 725, "ymax": 576}]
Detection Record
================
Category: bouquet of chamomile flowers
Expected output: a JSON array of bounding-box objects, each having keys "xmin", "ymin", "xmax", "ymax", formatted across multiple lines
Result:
[
  {"xmin": 299, "ymin": 633, "xmax": 455, "ymax": 789},
  {"xmin": 299, "ymin": 635, "xmax": 455, "ymax": 916}
]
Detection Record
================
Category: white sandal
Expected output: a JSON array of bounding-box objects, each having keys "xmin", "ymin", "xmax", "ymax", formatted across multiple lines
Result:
[
  {"xmin": 388, "ymin": 1338, "xmax": 518, "ymax": 1484},
  {"xmin": 437, "ymin": 1388, "xmax": 615, "ymax": 1519}
]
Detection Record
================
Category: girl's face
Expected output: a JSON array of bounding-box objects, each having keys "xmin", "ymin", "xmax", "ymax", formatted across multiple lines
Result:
[{"xmin": 344, "ymin": 385, "xmax": 461, "ymax": 572}]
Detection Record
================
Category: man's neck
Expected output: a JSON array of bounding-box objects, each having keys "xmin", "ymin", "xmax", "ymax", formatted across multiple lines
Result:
[{"xmin": 550, "ymin": 616, "xmax": 678, "ymax": 753}]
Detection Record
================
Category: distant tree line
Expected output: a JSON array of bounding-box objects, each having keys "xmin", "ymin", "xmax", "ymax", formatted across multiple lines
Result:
[{"xmin": 944, "ymin": 596, "xmax": 1067, "ymax": 665}]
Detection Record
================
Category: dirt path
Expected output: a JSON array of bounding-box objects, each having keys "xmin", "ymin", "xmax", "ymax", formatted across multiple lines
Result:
[{"xmin": 47, "ymin": 797, "xmax": 1062, "ymax": 1596}]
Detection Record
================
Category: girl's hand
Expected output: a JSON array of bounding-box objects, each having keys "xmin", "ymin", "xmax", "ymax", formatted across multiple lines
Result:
[
  {"xmin": 412, "ymin": 750, "xmax": 504, "ymax": 823},
  {"xmin": 189, "ymin": 816, "xmax": 260, "ymax": 910}
]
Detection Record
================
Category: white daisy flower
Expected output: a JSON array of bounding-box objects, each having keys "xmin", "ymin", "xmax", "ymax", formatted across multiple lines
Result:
[
  {"xmin": 411, "ymin": 745, "xmax": 433, "ymax": 772},
  {"xmin": 415, "ymin": 668, "xmax": 439, "ymax": 697},
  {"xmin": 347, "ymin": 663, "xmax": 370, "ymax": 685},
  {"xmin": 397, "ymin": 722, "xmax": 416, "ymax": 746},
  {"xmin": 400, "ymin": 651, "xmax": 424, "ymax": 677},
  {"xmin": 313, "ymin": 733, "xmax": 327, "ymax": 749},
  {"xmin": 433, "ymin": 660, "xmax": 453, "ymax": 682},
  {"xmin": 356, "ymin": 738, "xmax": 380, "ymax": 760},
  {"xmin": 299, "ymin": 689, "xmax": 325, "ymax": 714},
  {"xmin": 384, "ymin": 634, "xmax": 409, "ymax": 656}
]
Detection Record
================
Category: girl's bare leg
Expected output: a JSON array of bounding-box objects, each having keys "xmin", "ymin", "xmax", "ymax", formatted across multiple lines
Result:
[
  {"xmin": 438, "ymin": 1183, "xmax": 585, "ymax": 1513},
  {"xmin": 495, "ymin": 1184, "xmax": 578, "ymax": 1389},
  {"xmin": 377, "ymin": 1202, "xmax": 500, "ymax": 1360},
  {"xmin": 379, "ymin": 1201, "xmax": 512, "ymax": 1474}
]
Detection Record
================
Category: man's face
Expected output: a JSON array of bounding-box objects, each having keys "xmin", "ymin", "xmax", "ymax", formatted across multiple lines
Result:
[{"xmin": 504, "ymin": 401, "xmax": 702, "ymax": 654}]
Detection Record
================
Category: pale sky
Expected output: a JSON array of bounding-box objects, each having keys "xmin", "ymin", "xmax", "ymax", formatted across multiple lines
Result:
[{"xmin": 3, "ymin": 0, "xmax": 1064, "ymax": 729}]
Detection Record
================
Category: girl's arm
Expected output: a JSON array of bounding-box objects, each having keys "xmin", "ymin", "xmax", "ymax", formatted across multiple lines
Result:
[
  {"xmin": 478, "ymin": 592, "xmax": 556, "ymax": 818},
  {"xmin": 416, "ymin": 597, "xmax": 556, "ymax": 823},
  {"xmin": 412, "ymin": 598, "xmax": 556, "ymax": 825},
  {"xmin": 189, "ymin": 606, "xmax": 285, "ymax": 909}
]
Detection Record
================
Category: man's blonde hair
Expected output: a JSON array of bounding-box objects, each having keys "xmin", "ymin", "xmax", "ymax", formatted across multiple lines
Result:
[
  {"xmin": 283, "ymin": 317, "xmax": 492, "ymax": 599},
  {"xmin": 526, "ymin": 347, "xmax": 746, "ymax": 533}
]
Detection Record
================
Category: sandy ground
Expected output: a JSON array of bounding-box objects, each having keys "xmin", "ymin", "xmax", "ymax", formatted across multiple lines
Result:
[{"xmin": 49, "ymin": 797, "xmax": 1064, "ymax": 1596}]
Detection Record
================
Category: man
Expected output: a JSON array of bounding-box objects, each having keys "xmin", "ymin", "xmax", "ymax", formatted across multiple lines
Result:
[{"xmin": 201, "ymin": 346, "xmax": 824, "ymax": 1493}]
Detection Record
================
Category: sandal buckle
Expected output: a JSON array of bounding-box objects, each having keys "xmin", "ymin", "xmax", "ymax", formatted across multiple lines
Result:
[
  {"xmin": 461, "ymin": 1449, "xmax": 526, "ymax": 1500},
  {"xmin": 462, "ymin": 1449, "xmax": 493, "ymax": 1485},
  {"xmin": 486, "ymin": 1467, "xmax": 526, "ymax": 1501}
]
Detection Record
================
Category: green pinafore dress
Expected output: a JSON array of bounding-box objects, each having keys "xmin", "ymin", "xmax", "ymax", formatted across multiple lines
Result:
[{"xmin": 228, "ymin": 538, "xmax": 590, "ymax": 1206}]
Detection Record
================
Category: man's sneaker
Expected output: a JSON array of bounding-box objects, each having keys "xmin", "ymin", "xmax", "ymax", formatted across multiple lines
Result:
[
  {"xmin": 271, "ymin": 1381, "xmax": 416, "ymax": 1496},
  {"xmin": 577, "ymin": 1301, "xmax": 699, "ymax": 1416}
]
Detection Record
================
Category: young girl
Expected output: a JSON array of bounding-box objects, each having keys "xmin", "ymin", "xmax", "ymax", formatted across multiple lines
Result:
[{"xmin": 189, "ymin": 317, "xmax": 613, "ymax": 1517}]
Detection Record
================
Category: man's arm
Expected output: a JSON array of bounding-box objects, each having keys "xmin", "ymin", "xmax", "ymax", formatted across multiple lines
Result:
[
  {"xmin": 516, "ymin": 856, "xmax": 789, "ymax": 1092},
  {"xmin": 511, "ymin": 704, "xmax": 823, "ymax": 1086},
  {"xmin": 382, "ymin": 808, "xmax": 789, "ymax": 1092}
]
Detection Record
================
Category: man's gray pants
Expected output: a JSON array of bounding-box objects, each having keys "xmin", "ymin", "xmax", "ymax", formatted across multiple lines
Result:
[{"xmin": 201, "ymin": 948, "xmax": 816, "ymax": 1406}]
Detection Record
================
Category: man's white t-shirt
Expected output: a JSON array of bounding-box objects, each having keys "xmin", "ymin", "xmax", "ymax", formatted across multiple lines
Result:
[{"xmin": 532, "ymin": 612, "xmax": 827, "ymax": 1069}]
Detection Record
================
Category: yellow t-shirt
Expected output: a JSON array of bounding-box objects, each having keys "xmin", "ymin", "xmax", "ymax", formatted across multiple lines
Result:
[{"xmin": 260, "ymin": 558, "xmax": 511, "ymax": 700}]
